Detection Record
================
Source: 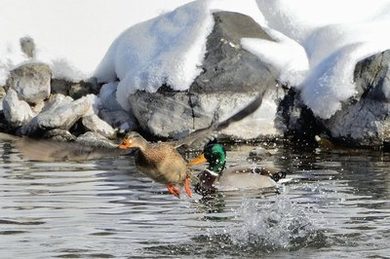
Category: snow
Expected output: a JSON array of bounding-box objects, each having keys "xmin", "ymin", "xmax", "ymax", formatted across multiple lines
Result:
[
  {"xmin": 252, "ymin": 0, "xmax": 390, "ymax": 119},
  {"xmin": 241, "ymin": 28, "xmax": 309, "ymax": 87},
  {"xmin": 1, "ymin": 0, "xmax": 390, "ymax": 120},
  {"xmin": 0, "ymin": 0, "xmax": 193, "ymax": 84}
]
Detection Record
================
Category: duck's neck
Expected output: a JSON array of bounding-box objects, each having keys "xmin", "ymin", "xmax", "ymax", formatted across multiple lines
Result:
[
  {"xmin": 207, "ymin": 161, "xmax": 225, "ymax": 175},
  {"xmin": 135, "ymin": 138, "xmax": 149, "ymax": 152}
]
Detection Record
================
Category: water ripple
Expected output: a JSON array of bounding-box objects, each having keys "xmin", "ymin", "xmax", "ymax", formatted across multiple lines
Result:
[{"xmin": 0, "ymin": 139, "xmax": 389, "ymax": 258}]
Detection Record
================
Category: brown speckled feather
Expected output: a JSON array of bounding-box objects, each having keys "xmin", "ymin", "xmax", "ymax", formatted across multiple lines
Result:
[{"xmin": 135, "ymin": 143, "xmax": 188, "ymax": 184}]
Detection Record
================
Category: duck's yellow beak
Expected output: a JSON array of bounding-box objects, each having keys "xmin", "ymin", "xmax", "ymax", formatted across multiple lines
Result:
[
  {"xmin": 188, "ymin": 153, "xmax": 207, "ymax": 166},
  {"xmin": 118, "ymin": 138, "xmax": 132, "ymax": 149}
]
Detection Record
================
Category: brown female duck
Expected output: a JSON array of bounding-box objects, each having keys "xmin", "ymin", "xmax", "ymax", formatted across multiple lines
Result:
[{"xmin": 118, "ymin": 132, "xmax": 192, "ymax": 198}]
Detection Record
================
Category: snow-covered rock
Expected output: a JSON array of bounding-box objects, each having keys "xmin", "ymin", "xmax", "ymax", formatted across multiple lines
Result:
[
  {"xmin": 6, "ymin": 62, "xmax": 51, "ymax": 104},
  {"xmin": 277, "ymin": 50, "xmax": 390, "ymax": 147},
  {"xmin": 127, "ymin": 11, "xmax": 281, "ymax": 139},
  {"xmin": 325, "ymin": 50, "xmax": 390, "ymax": 146}
]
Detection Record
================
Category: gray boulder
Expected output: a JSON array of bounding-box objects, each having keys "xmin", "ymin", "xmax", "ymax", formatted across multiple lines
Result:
[
  {"xmin": 6, "ymin": 62, "xmax": 52, "ymax": 104},
  {"xmin": 82, "ymin": 114, "xmax": 116, "ymax": 139},
  {"xmin": 3, "ymin": 89, "xmax": 35, "ymax": 128},
  {"xmin": 22, "ymin": 94, "xmax": 90, "ymax": 136},
  {"xmin": 277, "ymin": 50, "xmax": 390, "ymax": 147},
  {"xmin": 325, "ymin": 50, "xmax": 390, "ymax": 146},
  {"xmin": 128, "ymin": 11, "xmax": 279, "ymax": 139}
]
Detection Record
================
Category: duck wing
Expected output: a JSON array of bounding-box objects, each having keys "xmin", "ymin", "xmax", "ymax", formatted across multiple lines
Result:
[{"xmin": 174, "ymin": 92, "xmax": 265, "ymax": 149}]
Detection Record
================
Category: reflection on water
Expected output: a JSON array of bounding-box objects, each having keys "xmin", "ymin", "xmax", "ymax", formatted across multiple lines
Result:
[{"xmin": 0, "ymin": 136, "xmax": 389, "ymax": 258}]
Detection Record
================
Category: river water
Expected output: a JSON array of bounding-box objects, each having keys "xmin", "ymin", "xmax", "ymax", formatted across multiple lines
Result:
[{"xmin": 0, "ymin": 136, "xmax": 389, "ymax": 258}]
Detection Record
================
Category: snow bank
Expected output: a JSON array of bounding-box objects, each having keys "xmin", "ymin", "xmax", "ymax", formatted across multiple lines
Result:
[
  {"xmin": 248, "ymin": 0, "xmax": 390, "ymax": 119},
  {"xmin": 0, "ymin": 0, "xmax": 192, "ymax": 85}
]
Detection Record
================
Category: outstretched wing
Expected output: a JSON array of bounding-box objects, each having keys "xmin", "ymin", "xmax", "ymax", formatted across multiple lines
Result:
[{"xmin": 174, "ymin": 92, "xmax": 265, "ymax": 149}]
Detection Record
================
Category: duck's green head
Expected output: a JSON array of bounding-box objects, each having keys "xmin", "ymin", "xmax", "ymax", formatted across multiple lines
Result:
[
  {"xmin": 188, "ymin": 142, "xmax": 227, "ymax": 174},
  {"xmin": 203, "ymin": 143, "xmax": 226, "ymax": 173}
]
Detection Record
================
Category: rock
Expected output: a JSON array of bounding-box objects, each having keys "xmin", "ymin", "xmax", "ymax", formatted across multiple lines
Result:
[
  {"xmin": 323, "ymin": 50, "xmax": 390, "ymax": 147},
  {"xmin": 190, "ymin": 11, "xmax": 275, "ymax": 93},
  {"xmin": 2, "ymin": 89, "xmax": 35, "ymax": 128},
  {"xmin": 51, "ymin": 79, "xmax": 98, "ymax": 99},
  {"xmin": 99, "ymin": 109, "xmax": 138, "ymax": 133},
  {"xmin": 44, "ymin": 129, "xmax": 76, "ymax": 142},
  {"xmin": 99, "ymin": 82, "xmax": 138, "ymax": 132},
  {"xmin": 0, "ymin": 86, "xmax": 6, "ymax": 99},
  {"xmin": 76, "ymin": 131, "xmax": 117, "ymax": 149},
  {"xmin": 6, "ymin": 62, "xmax": 52, "ymax": 104},
  {"xmin": 69, "ymin": 83, "xmax": 90, "ymax": 99},
  {"xmin": 129, "ymin": 90, "xmax": 192, "ymax": 138},
  {"xmin": 51, "ymin": 79, "xmax": 72, "ymax": 96},
  {"xmin": 31, "ymin": 100, "xmax": 45, "ymax": 114},
  {"xmin": 278, "ymin": 50, "xmax": 390, "ymax": 147},
  {"xmin": 20, "ymin": 36, "xmax": 35, "ymax": 59},
  {"xmin": 0, "ymin": 86, "xmax": 5, "ymax": 112},
  {"xmin": 128, "ymin": 11, "xmax": 279, "ymax": 139},
  {"xmin": 275, "ymin": 88, "xmax": 322, "ymax": 143},
  {"xmin": 82, "ymin": 114, "xmax": 116, "ymax": 139},
  {"xmin": 354, "ymin": 50, "xmax": 390, "ymax": 101},
  {"xmin": 21, "ymin": 94, "xmax": 90, "ymax": 136}
]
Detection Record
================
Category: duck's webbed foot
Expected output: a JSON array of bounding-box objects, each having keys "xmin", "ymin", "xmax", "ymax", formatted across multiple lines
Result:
[
  {"xmin": 184, "ymin": 175, "xmax": 192, "ymax": 198},
  {"xmin": 167, "ymin": 183, "xmax": 180, "ymax": 198}
]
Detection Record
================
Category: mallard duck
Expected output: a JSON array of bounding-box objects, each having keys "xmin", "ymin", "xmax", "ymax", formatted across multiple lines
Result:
[
  {"xmin": 119, "ymin": 131, "xmax": 192, "ymax": 198},
  {"xmin": 118, "ymin": 93, "xmax": 267, "ymax": 198},
  {"xmin": 188, "ymin": 142, "xmax": 287, "ymax": 196}
]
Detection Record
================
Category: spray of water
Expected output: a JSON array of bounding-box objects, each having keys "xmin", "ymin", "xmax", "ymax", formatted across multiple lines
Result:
[{"xmin": 226, "ymin": 195, "xmax": 325, "ymax": 252}]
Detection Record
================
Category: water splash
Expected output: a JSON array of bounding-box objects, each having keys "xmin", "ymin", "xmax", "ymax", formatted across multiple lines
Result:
[{"xmin": 226, "ymin": 195, "xmax": 325, "ymax": 252}]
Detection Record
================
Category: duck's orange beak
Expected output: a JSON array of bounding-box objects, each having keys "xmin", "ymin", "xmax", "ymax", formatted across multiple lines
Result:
[
  {"xmin": 188, "ymin": 153, "xmax": 207, "ymax": 166},
  {"xmin": 118, "ymin": 138, "xmax": 132, "ymax": 149}
]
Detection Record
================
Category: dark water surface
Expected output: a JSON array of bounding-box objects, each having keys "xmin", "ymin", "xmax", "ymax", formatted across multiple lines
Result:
[{"xmin": 0, "ymin": 137, "xmax": 389, "ymax": 258}]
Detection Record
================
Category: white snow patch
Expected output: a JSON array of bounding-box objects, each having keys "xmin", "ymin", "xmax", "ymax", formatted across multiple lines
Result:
[{"xmin": 241, "ymin": 28, "xmax": 309, "ymax": 86}]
